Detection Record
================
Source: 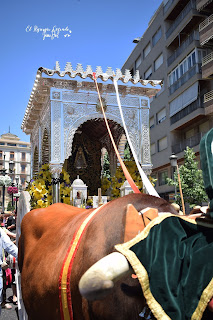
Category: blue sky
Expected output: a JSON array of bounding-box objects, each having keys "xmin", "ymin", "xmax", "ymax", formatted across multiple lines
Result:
[{"xmin": 0, "ymin": 0, "xmax": 162, "ymax": 142}]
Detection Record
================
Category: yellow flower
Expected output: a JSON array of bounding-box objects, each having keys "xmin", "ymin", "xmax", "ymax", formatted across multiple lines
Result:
[
  {"xmin": 62, "ymin": 169, "xmax": 70, "ymax": 184},
  {"xmin": 63, "ymin": 197, "xmax": 70, "ymax": 204}
]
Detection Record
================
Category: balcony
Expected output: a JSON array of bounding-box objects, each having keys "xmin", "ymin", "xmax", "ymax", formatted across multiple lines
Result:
[
  {"xmin": 204, "ymin": 89, "xmax": 213, "ymax": 114},
  {"xmin": 167, "ymin": 31, "xmax": 200, "ymax": 67},
  {"xmin": 197, "ymin": 0, "xmax": 213, "ymax": 11},
  {"xmin": 202, "ymin": 52, "xmax": 213, "ymax": 78},
  {"xmin": 199, "ymin": 14, "xmax": 213, "ymax": 45},
  {"xmin": 166, "ymin": 0, "xmax": 197, "ymax": 39},
  {"xmin": 170, "ymin": 97, "xmax": 203, "ymax": 125},
  {"xmin": 172, "ymin": 132, "xmax": 203, "ymax": 154},
  {"xmin": 169, "ymin": 63, "xmax": 202, "ymax": 95},
  {"xmin": 164, "ymin": 0, "xmax": 175, "ymax": 14}
]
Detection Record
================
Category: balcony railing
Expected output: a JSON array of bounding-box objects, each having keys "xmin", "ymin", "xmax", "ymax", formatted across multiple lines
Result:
[
  {"xmin": 197, "ymin": 0, "xmax": 213, "ymax": 11},
  {"xmin": 169, "ymin": 63, "xmax": 202, "ymax": 95},
  {"xmin": 199, "ymin": 14, "xmax": 213, "ymax": 31},
  {"xmin": 170, "ymin": 97, "xmax": 204, "ymax": 125},
  {"xmin": 172, "ymin": 132, "xmax": 203, "ymax": 154},
  {"xmin": 202, "ymin": 52, "xmax": 213, "ymax": 67},
  {"xmin": 167, "ymin": 31, "xmax": 199, "ymax": 66},
  {"xmin": 166, "ymin": 0, "xmax": 197, "ymax": 39},
  {"xmin": 204, "ymin": 89, "xmax": 213, "ymax": 103}
]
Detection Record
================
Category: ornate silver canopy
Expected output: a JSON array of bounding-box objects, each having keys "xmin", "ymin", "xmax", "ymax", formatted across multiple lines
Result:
[{"xmin": 21, "ymin": 62, "xmax": 162, "ymax": 132}]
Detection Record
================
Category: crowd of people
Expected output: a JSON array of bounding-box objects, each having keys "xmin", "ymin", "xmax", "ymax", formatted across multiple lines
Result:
[{"xmin": 0, "ymin": 211, "xmax": 18, "ymax": 315}]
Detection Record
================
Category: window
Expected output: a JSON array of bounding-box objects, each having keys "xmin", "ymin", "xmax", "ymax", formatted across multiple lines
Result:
[
  {"xmin": 157, "ymin": 107, "xmax": 166, "ymax": 124},
  {"xmin": 185, "ymin": 128, "xmax": 194, "ymax": 140},
  {"xmin": 145, "ymin": 66, "xmax": 152, "ymax": 80},
  {"xmin": 0, "ymin": 142, "xmax": 5, "ymax": 145},
  {"xmin": 0, "ymin": 150, "xmax": 2, "ymax": 159},
  {"xmin": 169, "ymin": 82, "xmax": 198, "ymax": 117},
  {"xmin": 21, "ymin": 177, "xmax": 26, "ymax": 185},
  {"xmin": 0, "ymin": 162, "xmax": 3, "ymax": 170},
  {"xmin": 10, "ymin": 152, "xmax": 14, "ymax": 160},
  {"xmin": 7, "ymin": 143, "xmax": 16, "ymax": 146},
  {"xmin": 21, "ymin": 164, "xmax": 26, "ymax": 173},
  {"xmin": 19, "ymin": 144, "xmax": 27, "ymax": 147},
  {"xmin": 22, "ymin": 152, "xmax": 26, "ymax": 161},
  {"xmin": 158, "ymin": 170, "xmax": 168, "ymax": 186},
  {"xmin": 168, "ymin": 50, "xmax": 198, "ymax": 87},
  {"xmin": 135, "ymin": 55, "xmax": 142, "ymax": 69},
  {"xmin": 158, "ymin": 136, "xmax": 167, "ymax": 152},
  {"xmin": 151, "ymin": 143, "xmax": 156, "ymax": 155},
  {"xmin": 152, "ymin": 27, "xmax": 162, "ymax": 46},
  {"xmin": 150, "ymin": 116, "xmax": 154, "ymax": 129},
  {"xmin": 199, "ymin": 121, "xmax": 209, "ymax": 134},
  {"xmin": 143, "ymin": 42, "xmax": 151, "ymax": 58},
  {"xmin": 154, "ymin": 53, "xmax": 163, "ymax": 71}
]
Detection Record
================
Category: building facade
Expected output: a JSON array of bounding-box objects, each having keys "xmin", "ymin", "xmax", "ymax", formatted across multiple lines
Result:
[
  {"xmin": 0, "ymin": 132, "xmax": 31, "ymax": 210},
  {"xmin": 122, "ymin": 0, "xmax": 213, "ymax": 200}
]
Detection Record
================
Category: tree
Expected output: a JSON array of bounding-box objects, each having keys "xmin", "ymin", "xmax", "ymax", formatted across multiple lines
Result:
[
  {"xmin": 123, "ymin": 141, "xmax": 132, "ymax": 161},
  {"xmin": 167, "ymin": 146, "xmax": 208, "ymax": 208},
  {"xmin": 102, "ymin": 152, "xmax": 110, "ymax": 178}
]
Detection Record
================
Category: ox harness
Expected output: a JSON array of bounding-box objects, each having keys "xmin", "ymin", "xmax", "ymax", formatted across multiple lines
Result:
[{"xmin": 59, "ymin": 204, "xmax": 107, "ymax": 320}]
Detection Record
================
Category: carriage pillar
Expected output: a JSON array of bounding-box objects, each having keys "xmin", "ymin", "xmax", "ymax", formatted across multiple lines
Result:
[{"xmin": 49, "ymin": 163, "xmax": 63, "ymax": 203}]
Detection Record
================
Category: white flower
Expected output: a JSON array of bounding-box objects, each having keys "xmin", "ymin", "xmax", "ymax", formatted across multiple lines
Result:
[{"xmin": 0, "ymin": 175, "xmax": 12, "ymax": 187}]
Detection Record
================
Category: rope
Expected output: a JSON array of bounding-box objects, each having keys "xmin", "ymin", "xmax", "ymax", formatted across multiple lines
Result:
[
  {"xmin": 93, "ymin": 73, "xmax": 140, "ymax": 194},
  {"xmin": 113, "ymin": 79, "xmax": 160, "ymax": 198}
]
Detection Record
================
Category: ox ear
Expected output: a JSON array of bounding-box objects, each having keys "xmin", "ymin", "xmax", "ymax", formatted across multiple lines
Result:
[
  {"xmin": 124, "ymin": 205, "xmax": 159, "ymax": 242},
  {"xmin": 124, "ymin": 204, "xmax": 143, "ymax": 242}
]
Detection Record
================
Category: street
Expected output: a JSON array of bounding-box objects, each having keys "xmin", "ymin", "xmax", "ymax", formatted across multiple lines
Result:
[{"xmin": 1, "ymin": 287, "xmax": 19, "ymax": 320}]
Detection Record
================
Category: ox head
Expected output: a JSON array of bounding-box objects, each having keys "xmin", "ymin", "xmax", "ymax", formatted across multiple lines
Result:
[{"xmin": 79, "ymin": 204, "xmax": 160, "ymax": 301}]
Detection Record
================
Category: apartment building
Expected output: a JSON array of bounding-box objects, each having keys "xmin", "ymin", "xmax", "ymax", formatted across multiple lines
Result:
[
  {"xmin": 0, "ymin": 132, "xmax": 31, "ymax": 209},
  {"xmin": 122, "ymin": 0, "xmax": 213, "ymax": 200}
]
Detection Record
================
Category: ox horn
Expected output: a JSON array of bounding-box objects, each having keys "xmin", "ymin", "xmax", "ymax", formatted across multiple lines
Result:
[{"xmin": 79, "ymin": 252, "xmax": 131, "ymax": 301}]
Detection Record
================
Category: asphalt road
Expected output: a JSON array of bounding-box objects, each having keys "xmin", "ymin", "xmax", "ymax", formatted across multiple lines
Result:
[{"xmin": 1, "ymin": 287, "xmax": 19, "ymax": 320}]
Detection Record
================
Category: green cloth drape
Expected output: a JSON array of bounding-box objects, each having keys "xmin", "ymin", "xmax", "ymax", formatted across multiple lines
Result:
[{"xmin": 115, "ymin": 214, "xmax": 213, "ymax": 320}]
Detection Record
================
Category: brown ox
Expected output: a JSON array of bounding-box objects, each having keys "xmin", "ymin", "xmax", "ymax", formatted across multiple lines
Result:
[{"xmin": 19, "ymin": 193, "xmax": 178, "ymax": 320}]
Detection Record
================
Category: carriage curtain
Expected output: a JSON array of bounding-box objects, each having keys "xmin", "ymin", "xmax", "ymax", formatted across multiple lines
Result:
[{"xmin": 115, "ymin": 214, "xmax": 213, "ymax": 320}]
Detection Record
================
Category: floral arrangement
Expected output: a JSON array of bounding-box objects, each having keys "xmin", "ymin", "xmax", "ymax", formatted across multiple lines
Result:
[
  {"xmin": 7, "ymin": 186, "xmax": 18, "ymax": 195},
  {"xmin": 101, "ymin": 160, "xmax": 157, "ymax": 199},
  {"xmin": 0, "ymin": 175, "xmax": 12, "ymax": 187},
  {"xmin": 26, "ymin": 163, "xmax": 71, "ymax": 209}
]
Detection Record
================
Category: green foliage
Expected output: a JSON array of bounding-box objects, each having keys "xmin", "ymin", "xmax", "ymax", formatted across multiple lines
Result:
[
  {"xmin": 123, "ymin": 141, "xmax": 132, "ymax": 161},
  {"xmin": 167, "ymin": 147, "xmax": 208, "ymax": 208},
  {"xmin": 102, "ymin": 152, "xmax": 110, "ymax": 178}
]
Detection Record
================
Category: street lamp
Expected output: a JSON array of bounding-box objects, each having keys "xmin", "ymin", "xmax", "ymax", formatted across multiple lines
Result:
[
  {"xmin": 169, "ymin": 153, "xmax": 185, "ymax": 215},
  {"xmin": 169, "ymin": 153, "xmax": 178, "ymax": 169},
  {"xmin": 14, "ymin": 176, "xmax": 20, "ymax": 214},
  {"xmin": 0, "ymin": 153, "xmax": 12, "ymax": 213},
  {"xmin": 15, "ymin": 176, "xmax": 19, "ymax": 186}
]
